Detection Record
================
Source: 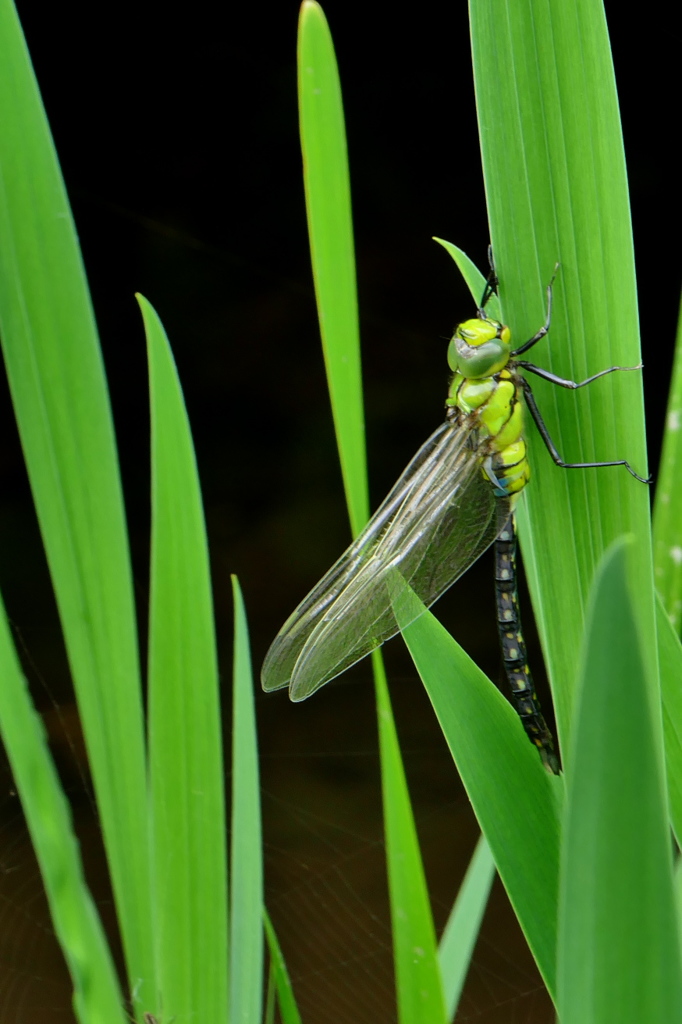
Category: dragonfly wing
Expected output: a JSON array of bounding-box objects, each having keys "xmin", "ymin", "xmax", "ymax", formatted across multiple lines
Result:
[
  {"xmin": 285, "ymin": 422, "xmax": 511, "ymax": 700},
  {"xmin": 261, "ymin": 422, "xmax": 453, "ymax": 691}
]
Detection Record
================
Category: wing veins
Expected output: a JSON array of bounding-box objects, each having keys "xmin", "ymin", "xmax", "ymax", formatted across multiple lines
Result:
[
  {"xmin": 289, "ymin": 424, "xmax": 503, "ymax": 698},
  {"xmin": 261, "ymin": 421, "xmax": 456, "ymax": 691}
]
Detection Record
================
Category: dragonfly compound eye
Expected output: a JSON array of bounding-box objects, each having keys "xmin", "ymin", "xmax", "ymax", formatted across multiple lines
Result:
[{"xmin": 447, "ymin": 317, "xmax": 512, "ymax": 378}]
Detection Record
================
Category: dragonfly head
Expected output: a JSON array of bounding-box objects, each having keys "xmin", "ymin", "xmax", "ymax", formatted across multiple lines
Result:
[{"xmin": 448, "ymin": 317, "xmax": 512, "ymax": 378}]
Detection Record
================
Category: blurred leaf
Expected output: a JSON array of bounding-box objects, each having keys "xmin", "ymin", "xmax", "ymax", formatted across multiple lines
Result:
[
  {"xmin": 0, "ymin": 597, "xmax": 125, "ymax": 1024},
  {"xmin": 438, "ymin": 835, "xmax": 496, "ymax": 1022},
  {"xmin": 558, "ymin": 540, "xmax": 682, "ymax": 1023},
  {"xmin": 657, "ymin": 593, "xmax": 682, "ymax": 845},
  {"xmin": 653, "ymin": 291, "xmax": 682, "ymax": 634},
  {"xmin": 264, "ymin": 911, "xmax": 303, "ymax": 1024}
]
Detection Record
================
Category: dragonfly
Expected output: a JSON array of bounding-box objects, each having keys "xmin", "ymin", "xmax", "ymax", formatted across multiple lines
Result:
[{"xmin": 261, "ymin": 266, "xmax": 648, "ymax": 773}]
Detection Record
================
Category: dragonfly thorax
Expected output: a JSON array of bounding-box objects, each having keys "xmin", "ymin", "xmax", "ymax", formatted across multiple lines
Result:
[
  {"xmin": 447, "ymin": 317, "xmax": 512, "ymax": 379},
  {"xmin": 446, "ymin": 367, "xmax": 530, "ymax": 498}
]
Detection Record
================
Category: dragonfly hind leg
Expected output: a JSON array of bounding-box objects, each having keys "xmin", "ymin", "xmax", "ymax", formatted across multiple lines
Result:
[{"xmin": 519, "ymin": 376, "xmax": 651, "ymax": 484}]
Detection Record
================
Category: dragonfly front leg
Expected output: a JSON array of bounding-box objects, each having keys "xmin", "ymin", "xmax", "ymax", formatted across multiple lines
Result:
[{"xmin": 510, "ymin": 264, "xmax": 560, "ymax": 357}]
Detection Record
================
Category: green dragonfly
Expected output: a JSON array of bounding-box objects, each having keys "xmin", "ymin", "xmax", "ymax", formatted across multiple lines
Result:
[{"xmin": 261, "ymin": 268, "xmax": 648, "ymax": 772}]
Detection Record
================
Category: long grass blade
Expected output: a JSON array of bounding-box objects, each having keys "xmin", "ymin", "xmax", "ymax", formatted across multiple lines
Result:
[
  {"xmin": 470, "ymin": 0, "xmax": 654, "ymax": 754},
  {"xmin": 263, "ymin": 911, "xmax": 303, "ymax": 1024},
  {"xmin": 0, "ymin": 0, "xmax": 153, "ymax": 1009},
  {"xmin": 230, "ymin": 577, "xmax": 264, "ymax": 1024},
  {"xmin": 374, "ymin": 652, "xmax": 447, "ymax": 1024},
  {"xmin": 143, "ymin": 295, "xmax": 228, "ymax": 1024},
  {"xmin": 298, "ymin": 0, "xmax": 368, "ymax": 534},
  {"xmin": 297, "ymin": 7, "xmax": 445, "ymax": 1020},
  {"xmin": 0, "ymin": 597, "xmax": 126, "ymax": 1024},
  {"xmin": 438, "ymin": 834, "xmax": 496, "ymax": 1023}
]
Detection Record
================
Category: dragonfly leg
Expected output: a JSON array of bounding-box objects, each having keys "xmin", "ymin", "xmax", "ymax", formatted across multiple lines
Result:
[
  {"xmin": 520, "ymin": 377, "xmax": 652, "ymax": 483},
  {"xmin": 516, "ymin": 360, "xmax": 643, "ymax": 390},
  {"xmin": 510, "ymin": 264, "xmax": 560, "ymax": 357},
  {"xmin": 478, "ymin": 246, "xmax": 499, "ymax": 314}
]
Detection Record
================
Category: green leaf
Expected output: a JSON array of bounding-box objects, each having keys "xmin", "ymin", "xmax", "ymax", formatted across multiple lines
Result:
[
  {"xmin": 230, "ymin": 577, "xmax": 264, "ymax": 1024},
  {"xmin": 471, "ymin": 0, "xmax": 653, "ymax": 756},
  {"xmin": 298, "ymin": 0, "xmax": 368, "ymax": 535},
  {"xmin": 264, "ymin": 968, "xmax": 276, "ymax": 1024},
  {"xmin": 432, "ymin": 238, "xmax": 501, "ymax": 322},
  {"xmin": 399, "ymin": 596, "xmax": 562, "ymax": 1000},
  {"xmin": 558, "ymin": 539, "xmax": 682, "ymax": 1023},
  {"xmin": 263, "ymin": 911, "xmax": 303, "ymax": 1024},
  {"xmin": 297, "ymin": 9, "xmax": 446, "ymax": 1020},
  {"xmin": 0, "ymin": 0, "xmax": 152, "ymax": 1009},
  {"xmin": 0, "ymin": 597, "xmax": 125, "ymax": 1024},
  {"xmin": 142, "ymin": 295, "xmax": 228, "ymax": 1024},
  {"xmin": 675, "ymin": 858, "xmax": 682, "ymax": 927},
  {"xmin": 374, "ymin": 653, "xmax": 447, "ymax": 1024},
  {"xmin": 653, "ymin": 290, "xmax": 682, "ymax": 634},
  {"xmin": 438, "ymin": 835, "xmax": 496, "ymax": 1023},
  {"xmin": 657, "ymin": 593, "xmax": 682, "ymax": 845}
]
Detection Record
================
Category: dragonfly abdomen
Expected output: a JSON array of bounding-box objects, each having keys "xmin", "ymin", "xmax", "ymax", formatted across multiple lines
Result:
[{"xmin": 494, "ymin": 516, "xmax": 559, "ymax": 774}]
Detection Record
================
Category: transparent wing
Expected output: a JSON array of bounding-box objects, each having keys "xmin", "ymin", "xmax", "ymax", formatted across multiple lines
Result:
[
  {"xmin": 261, "ymin": 418, "xmax": 511, "ymax": 700},
  {"xmin": 262, "ymin": 422, "xmax": 453, "ymax": 690}
]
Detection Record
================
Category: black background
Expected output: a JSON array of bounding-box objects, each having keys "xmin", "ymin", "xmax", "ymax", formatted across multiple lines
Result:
[{"xmin": 0, "ymin": 2, "xmax": 677, "ymax": 1021}]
